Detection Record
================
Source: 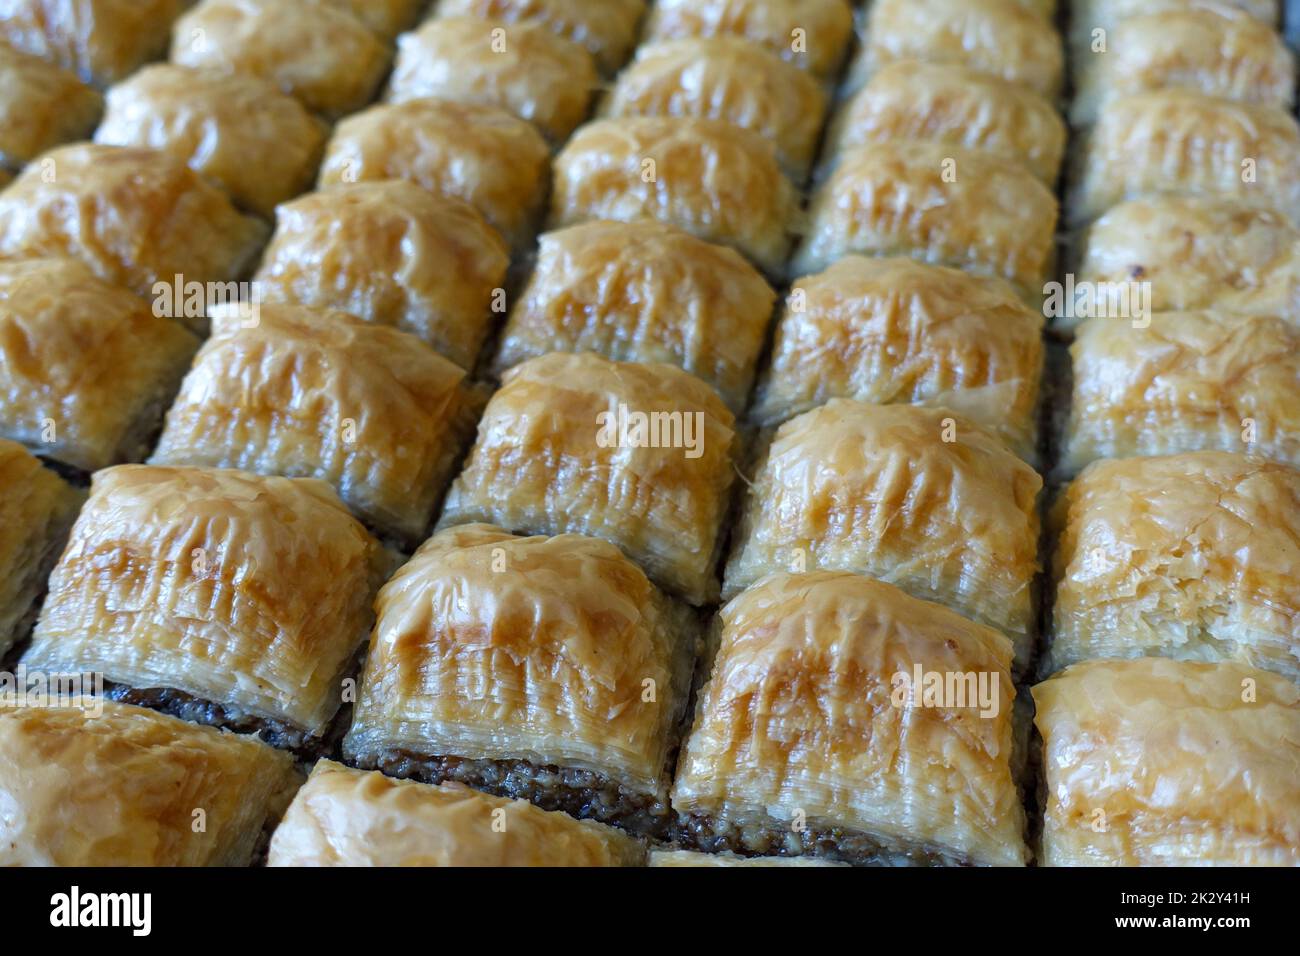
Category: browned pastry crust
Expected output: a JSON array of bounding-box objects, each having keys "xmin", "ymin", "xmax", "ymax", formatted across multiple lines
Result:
[
  {"xmin": 0, "ymin": 699, "xmax": 302, "ymax": 866},
  {"xmin": 1068, "ymin": 1, "xmax": 1280, "ymax": 53},
  {"xmin": 493, "ymin": 219, "xmax": 776, "ymax": 413},
  {"xmin": 268, "ymin": 761, "xmax": 646, "ymax": 866},
  {"xmin": 0, "ymin": 143, "xmax": 267, "ymax": 299},
  {"xmin": 0, "ymin": 41, "xmax": 101, "ymax": 169},
  {"xmin": 440, "ymin": 352, "xmax": 737, "ymax": 606},
  {"xmin": 671, "ymin": 571, "xmax": 1027, "ymax": 867},
  {"xmin": 322, "ymin": 0, "xmax": 425, "ymax": 38}
]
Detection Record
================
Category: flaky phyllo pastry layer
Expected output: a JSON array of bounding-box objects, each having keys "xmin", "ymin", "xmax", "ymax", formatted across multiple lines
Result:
[
  {"xmin": 441, "ymin": 352, "xmax": 736, "ymax": 605},
  {"xmin": 0, "ymin": 440, "xmax": 80, "ymax": 659},
  {"xmin": 317, "ymin": 97, "xmax": 550, "ymax": 254},
  {"xmin": 1066, "ymin": 89, "xmax": 1300, "ymax": 226},
  {"xmin": 493, "ymin": 219, "xmax": 776, "ymax": 414},
  {"xmin": 725, "ymin": 400, "xmax": 1041, "ymax": 669},
  {"xmin": 24, "ymin": 466, "xmax": 387, "ymax": 738},
  {"xmin": 0, "ymin": 257, "xmax": 198, "ymax": 472},
  {"xmin": 150, "ymin": 304, "xmax": 477, "ymax": 545},
  {"xmin": 1034, "ymin": 658, "xmax": 1300, "ymax": 866},
  {"xmin": 253, "ymin": 180, "xmax": 509, "ymax": 370},
  {"xmin": 0, "ymin": 143, "xmax": 267, "ymax": 300},
  {"xmin": 268, "ymin": 761, "xmax": 645, "ymax": 867},
  {"xmin": 672, "ymin": 571, "xmax": 1026, "ymax": 866},
  {"xmin": 642, "ymin": 0, "xmax": 853, "ymax": 78},
  {"xmin": 1070, "ymin": 195, "xmax": 1300, "ymax": 324},
  {"xmin": 1062, "ymin": 310, "xmax": 1300, "ymax": 475},
  {"xmin": 94, "ymin": 63, "xmax": 328, "ymax": 219},
  {"xmin": 550, "ymin": 116, "xmax": 797, "ymax": 276},
  {"xmin": 0, "ymin": 42, "xmax": 101, "ymax": 169},
  {"xmin": 602, "ymin": 36, "xmax": 828, "ymax": 179},
  {"xmin": 1067, "ymin": 0, "xmax": 1280, "ymax": 54},
  {"xmin": 172, "ymin": 0, "xmax": 391, "ymax": 118},
  {"xmin": 793, "ymin": 140, "xmax": 1058, "ymax": 298},
  {"xmin": 387, "ymin": 15, "xmax": 597, "ymax": 143},
  {"xmin": 826, "ymin": 60, "xmax": 1066, "ymax": 185},
  {"xmin": 345, "ymin": 524, "xmax": 697, "ymax": 828},
  {"xmin": 1047, "ymin": 452, "xmax": 1300, "ymax": 683},
  {"xmin": 750, "ymin": 257, "xmax": 1044, "ymax": 462},
  {"xmin": 0, "ymin": 699, "xmax": 300, "ymax": 866}
]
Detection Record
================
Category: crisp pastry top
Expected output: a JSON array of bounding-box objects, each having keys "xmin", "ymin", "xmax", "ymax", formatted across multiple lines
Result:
[
  {"xmin": 268, "ymin": 761, "xmax": 645, "ymax": 866},
  {"xmin": 794, "ymin": 140, "xmax": 1059, "ymax": 298},
  {"xmin": 0, "ymin": 257, "xmax": 198, "ymax": 472},
  {"xmin": 0, "ymin": 700, "xmax": 300, "ymax": 866},
  {"xmin": 0, "ymin": 438, "xmax": 80, "ymax": 654},
  {"xmin": 1069, "ymin": 6, "xmax": 1295, "ymax": 126},
  {"xmin": 1068, "ymin": 0, "xmax": 1280, "ymax": 50},
  {"xmin": 0, "ymin": 41, "xmax": 102, "ymax": 169},
  {"xmin": 828, "ymin": 61, "xmax": 1066, "ymax": 186},
  {"xmin": 171, "ymin": 0, "xmax": 391, "ymax": 118},
  {"xmin": 440, "ymin": 351, "xmax": 736, "ymax": 606},
  {"xmin": 853, "ymin": 0, "xmax": 1064, "ymax": 100},
  {"xmin": 0, "ymin": 0, "xmax": 186, "ymax": 86},
  {"xmin": 149, "ymin": 303, "xmax": 474, "ymax": 546},
  {"xmin": 650, "ymin": 850, "xmax": 847, "ymax": 867},
  {"xmin": 1067, "ymin": 89, "xmax": 1300, "ymax": 226},
  {"xmin": 1062, "ymin": 310, "xmax": 1300, "ymax": 475},
  {"xmin": 602, "ymin": 37, "xmax": 828, "ymax": 180},
  {"xmin": 435, "ymin": 0, "xmax": 647, "ymax": 74},
  {"xmin": 345, "ymin": 523, "xmax": 696, "ymax": 792},
  {"xmin": 322, "ymin": 0, "xmax": 424, "ymax": 38},
  {"xmin": 253, "ymin": 180, "xmax": 509, "ymax": 370},
  {"xmin": 1033, "ymin": 658, "xmax": 1300, "ymax": 867},
  {"xmin": 643, "ymin": 0, "xmax": 853, "ymax": 78},
  {"xmin": 750, "ymin": 257, "xmax": 1044, "ymax": 463},
  {"xmin": 724, "ymin": 400, "xmax": 1042, "ymax": 666},
  {"xmin": 494, "ymin": 219, "xmax": 776, "ymax": 414},
  {"xmin": 1072, "ymin": 195, "xmax": 1300, "ymax": 320},
  {"xmin": 94, "ymin": 63, "xmax": 329, "ymax": 219},
  {"xmin": 671, "ymin": 571, "xmax": 1026, "ymax": 867},
  {"xmin": 1048, "ymin": 452, "xmax": 1300, "ymax": 683},
  {"xmin": 24, "ymin": 465, "xmax": 386, "ymax": 734},
  {"xmin": 0, "ymin": 143, "xmax": 267, "ymax": 300},
  {"xmin": 551, "ymin": 116, "xmax": 797, "ymax": 277},
  {"xmin": 387, "ymin": 15, "xmax": 597, "ymax": 143},
  {"xmin": 317, "ymin": 97, "xmax": 550, "ymax": 253}
]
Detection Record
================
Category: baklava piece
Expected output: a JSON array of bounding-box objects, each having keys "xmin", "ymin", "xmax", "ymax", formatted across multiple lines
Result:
[
  {"xmin": 672, "ymin": 571, "xmax": 1027, "ymax": 867},
  {"xmin": 650, "ymin": 851, "xmax": 847, "ymax": 867},
  {"xmin": 0, "ymin": 42, "xmax": 101, "ymax": 170},
  {"xmin": 1070, "ymin": 195, "xmax": 1300, "ymax": 323},
  {"xmin": 1047, "ymin": 452, "xmax": 1300, "ymax": 682},
  {"xmin": 851, "ymin": 0, "xmax": 1064, "ymax": 100},
  {"xmin": 1066, "ymin": 90, "xmax": 1300, "ymax": 226},
  {"xmin": 826, "ymin": 61, "xmax": 1066, "ymax": 186},
  {"xmin": 1067, "ymin": 0, "xmax": 1279, "ymax": 53},
  {"xmin": 0, "ymin": 700, "xmax": 301, "ymax": 866},
  {"xmin": 440, "ymin": 352, "xmax": 736, "ymax": 605},
  {"xmin": 324, "ymin": 0, "xmax": 425, "ymax": 38},
  {"xmin": 643, "ymin": 0, "xmax": 853, "ymax": 78},
  {"xmin": 318, "ymin": 97, "xmax": 550, "ymax": 253},
  {"xmin": 268, "ymin": 761, "xmax": 645, "ymax": 866},
  {"xmin": 344, "ymin": 523, "xmax": 697, "ymax": 836},
  {"xmin": 23, "ymin": 465, "xmax": 387, "ymax": 753},
  {"xmin": 0, "ymin": 440, "xmax": 80, "ymax": 660},
  {"xmin": 724, "ymin": 400, "xmax": 1041, "ymax": 669},
  {"xmin": 1069, "ymin": 6, "xmax": 1295, "ymax": 126},
  {"xmin": 793, "ymin": 141, "xmax": 1058, "ymax": 299},
  {"xmin": 253, "ymin": 181, "xmax": 509, "ymax": 369},
  {"xmin": 435, "ymin": 0, "xmax": 646, "ymax": 75},
  {"xmin": 493, "ymin": 219, "xmax": 776, "ymax": 413},
  {"xmin": 551, "ymin": 116, "xmax": 796, "ymax": 277},
  {"xmin": 0, "ymin": 144, "xmax": 267, "ymax": 300},
  {"xmin": 0, "ymin": 0, "xmax": 187, "ymax": 86},
  {"xmin": 1062, "ymin": 310, "xmax": 1300, "ymax": 475},
  {"xmin": 171, "ymin": 0, "xmax": 390, "ymax": 118},
  {"xmin": 750, "ymin": 257, "xmax": 1044, "ymax": 463},
  {"xmin": 0, "ymin": 257, "xmax": 198, "ymax": 472},
  {"xmin": 1034, "ymin": 658, "xmax": 1300, "ymax": 866},
  {"xmin": 387, "ymin": 16, "xmax": 597, "ymax": 143},
  {"xmin": 150, "ymin": 304, "xmax": 477, "ymax": 547},
  {"xmin": 602, "ymin": 37, "xmax": 828, "ymax": 181},
  {"xmin": 94, "ymin": 64, "xmax": 328, "ymax": 218}
]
